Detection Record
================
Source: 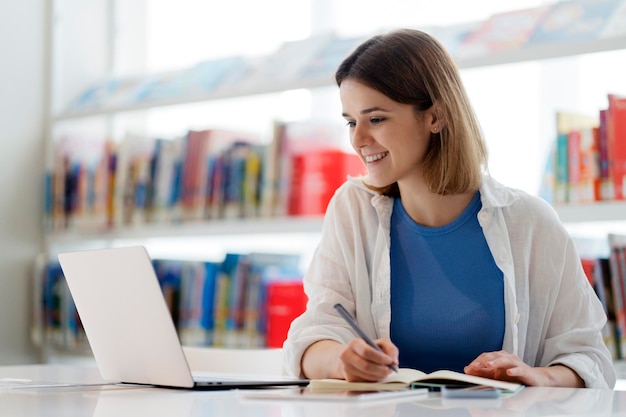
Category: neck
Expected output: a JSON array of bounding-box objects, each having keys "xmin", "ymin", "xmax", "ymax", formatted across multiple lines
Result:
[{"xmin": 397, "ymin": 186, "xmax": 476, "ymax": 227}]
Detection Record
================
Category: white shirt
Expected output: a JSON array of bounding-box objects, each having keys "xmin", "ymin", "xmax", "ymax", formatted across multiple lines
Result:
[{"xmin": 283, "ymin": 175, "xmax": 616, "ymax": 388}]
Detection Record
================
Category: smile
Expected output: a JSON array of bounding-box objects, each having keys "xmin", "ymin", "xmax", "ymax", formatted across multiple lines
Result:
[{"xmin": 364, "ymin": 152, "xmax": 389, "ymax": 163}]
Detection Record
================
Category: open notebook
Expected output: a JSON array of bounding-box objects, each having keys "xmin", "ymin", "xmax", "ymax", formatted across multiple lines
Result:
[{"xmin": 58, "ymin": 246, "xmax": 309, "ymax": 390}]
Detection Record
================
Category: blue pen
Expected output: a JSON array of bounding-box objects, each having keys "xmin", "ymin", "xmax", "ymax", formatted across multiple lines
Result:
[{"xmin": 334, "ymin": 303, "xmax": 399, "ymax": 373}]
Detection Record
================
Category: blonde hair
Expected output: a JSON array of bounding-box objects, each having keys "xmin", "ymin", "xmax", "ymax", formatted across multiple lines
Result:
[{"xmin": 335, "ymin": 29, "xmax": 488, "ymax": 196}]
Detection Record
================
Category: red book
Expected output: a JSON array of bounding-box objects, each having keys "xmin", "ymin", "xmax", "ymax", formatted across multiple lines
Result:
[
  {"xmin": 607, "ymin": 95, "xmax": 626, "ymax": 200},
  {"xmin": 288, "ymin": 149, "xmax": 364, "ymax": 216},
  {"xmin": 265, "ymin": 281, "xmax": 307, "ymax": 348},
  {"xmin": 599, "ymin": 109, "xmax": 614, "ymax": 200}
]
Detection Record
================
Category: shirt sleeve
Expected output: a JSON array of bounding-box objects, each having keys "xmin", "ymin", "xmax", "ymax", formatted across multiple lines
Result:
[
  {"xmin": 542, "ymin": 233, "xmax": 616, "ymax": 388},
  {"xmin": 523, "ymin": 196, "xmax": 616, "ymax": 388}
]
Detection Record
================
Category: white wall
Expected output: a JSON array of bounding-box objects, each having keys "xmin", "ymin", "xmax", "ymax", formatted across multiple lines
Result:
[{"xmin": 0, "ymin": 0, "xmax": 45, "ymax": 364}]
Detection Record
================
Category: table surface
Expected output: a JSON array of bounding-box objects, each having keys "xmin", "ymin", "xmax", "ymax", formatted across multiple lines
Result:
[{"xmin": 0, "ymin": 364, "xmax": 623, "ymax": 417}]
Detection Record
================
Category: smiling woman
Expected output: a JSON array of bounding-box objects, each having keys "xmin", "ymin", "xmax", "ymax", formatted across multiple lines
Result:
[{"xmin": 282, "ymin": 28, "xmax": 616, "ymax": 390}]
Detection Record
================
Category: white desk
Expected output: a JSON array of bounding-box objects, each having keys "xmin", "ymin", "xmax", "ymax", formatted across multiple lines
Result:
[{"xmin": 0, "ymin": 365, "xmax": 621, "ymax": 416}]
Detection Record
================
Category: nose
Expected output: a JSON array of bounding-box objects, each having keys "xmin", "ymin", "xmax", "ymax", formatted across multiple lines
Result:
[{"xmin": 351, "ymin": 124, "xmax": 371, "ymax": 150}]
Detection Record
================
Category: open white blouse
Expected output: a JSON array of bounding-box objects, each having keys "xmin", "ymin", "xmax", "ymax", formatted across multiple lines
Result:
[{"xmin": 283, "ymin": 175, "xmax": 615, "ymax": 388}]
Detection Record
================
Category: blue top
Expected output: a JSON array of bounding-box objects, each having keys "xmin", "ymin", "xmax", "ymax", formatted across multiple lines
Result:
[{"xmin": 389, "ymin": 191, "xmax": 504, "ymax": 373}]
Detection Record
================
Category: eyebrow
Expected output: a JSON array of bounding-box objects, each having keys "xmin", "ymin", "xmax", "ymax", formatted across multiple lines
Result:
[{"xmin": 342, "ymin": 106, "xmax": 390, "ymax": 118}]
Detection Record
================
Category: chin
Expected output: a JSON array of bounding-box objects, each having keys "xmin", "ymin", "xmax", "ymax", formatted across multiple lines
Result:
[{"xmin": 365, "ymin": 177, "xmax": 394, "ymax": 189}]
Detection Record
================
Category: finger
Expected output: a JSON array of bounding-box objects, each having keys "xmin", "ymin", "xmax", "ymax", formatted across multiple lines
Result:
[
  {"xmin": 350, "ymin": 339, "xmax": 396, "ymax": 367},
  {"xmin": 482, "ymin": 355, "xmax": 523, "ymax": 371},
  {"xmin": 376, "ymin": 338, "xmax": 399, "ymax": 364},
  {"xmin": 341, "ymin": 341, "xmax": 393, "ymax": 381},
  {"xmin": 467, "ymin": 350, "xmax": 517, "ymax": 370}
]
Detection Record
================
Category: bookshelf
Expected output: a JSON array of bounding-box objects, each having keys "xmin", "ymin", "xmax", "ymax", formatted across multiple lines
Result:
[
  {"xmin": 39, "ymin": 0, "xmax": 626, "ymax": 360},
  {"xmin": 52, "ymin": 34, "xmax": 626, "ymax": 121},
  {"xmin": 556, "ymin": 201, "xmax": 626, "ymax": 224}
]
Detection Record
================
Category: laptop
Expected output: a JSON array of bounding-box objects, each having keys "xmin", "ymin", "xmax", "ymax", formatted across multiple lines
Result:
[{"xmin": 57, "ymin": 245, "xmax": 309, "ymax": 390}]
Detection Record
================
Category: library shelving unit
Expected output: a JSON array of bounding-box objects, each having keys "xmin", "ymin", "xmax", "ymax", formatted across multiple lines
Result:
[{"xmin": 38, "ymin": 0, "xmax": 626, "ymax": 361}]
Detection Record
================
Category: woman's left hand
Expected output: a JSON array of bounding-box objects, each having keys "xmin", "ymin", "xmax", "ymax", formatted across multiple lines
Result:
[{"xmin": 463, "ymin": 350, "xmax": 584, "ymax": 387}]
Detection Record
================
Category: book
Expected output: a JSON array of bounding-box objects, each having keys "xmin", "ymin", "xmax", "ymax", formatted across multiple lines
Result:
[
  {"xmin": 298, "ymin": 34, "xmax": 367, "ymax": 80},
  {"xmin": 288, "ymin": 149, "xmax": 364, "ymax": 216},
  {"xmin": 593, "ymin": 257, "xmax": 621, "ymax": 359},
  {"xmin": 308, "ymin": 368, "xmax": 523, "ymax": 393},
  {"xmin": 607, "ymin": 94, "xmax": 626, "ymax": 200},
  {"xmin": 239, "ymin": 34, "xmax": 333, "ymax": 89},
  {"xmin": 554, "ymin": 111, "xmax": 598, "ymax": 204},
  {"xmin": 423, "ymin": 21, "xmax": 480, "ymax": 57},
  {"xmin": 457, "ymin": 6, "xmax": 549, "ymax": 59},
  {"xmin": 179, "ymin": 129, "xmax": 260, "ymax": 221},
  {"xmin": 149, "ymin": 137, "xmax": 184, "ymax": 224},
  {"xmin": 598, "ymin": 109, "xmax": 614, "ymax": 200},
  {"xmin": 177, "ymin": 261, "xmax": 212, "ymax": 347},
  {"xmin": 601, "ymin": 0, "xmax": 626, "ymax": 38},
  {"xmin": 608, "ymin": 233, "xmax": 626, "ymax": 357},
  {"xmin": 566, "ymin": 125, "xmax": 600, "ymax": 204},
  {"xmin": 567, "ymin": 129, "xmax": 582, "ymax": 203},
  {"xmin": 264, "ymin": 280, "xmax": 306, "ymax": 348},
  {"xmin": 527, "ymin": 0, "xmax": 623, "ymax": 45}
]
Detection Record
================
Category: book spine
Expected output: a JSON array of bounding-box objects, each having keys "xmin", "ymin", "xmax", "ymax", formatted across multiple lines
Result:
[
  {"xmin": 608, "ymin": 95, "xmax": 626, "ymax": 200},
  {"xmin": 598, "ymin": 109, "xmax": 614, "ymax": 200},
  {"xmin": 265, "ymin": 280, "xmax": 307, "ymax": 348}
]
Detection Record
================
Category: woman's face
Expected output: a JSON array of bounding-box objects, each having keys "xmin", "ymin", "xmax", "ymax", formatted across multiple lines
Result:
[{"xmin": 339, "ymin": 79, "xmax": 436, "ymax": 189}]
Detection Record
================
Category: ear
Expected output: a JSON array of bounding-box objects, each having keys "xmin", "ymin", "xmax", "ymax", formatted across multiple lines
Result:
[{"xmin": 427, "ymin": 102, "xmax": 446, "ymax": 134}]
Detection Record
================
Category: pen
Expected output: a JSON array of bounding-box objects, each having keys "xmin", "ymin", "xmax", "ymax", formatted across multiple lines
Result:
[{"xmin": 333, "ymin": 303, "xmax": 399, "ymax": 373}]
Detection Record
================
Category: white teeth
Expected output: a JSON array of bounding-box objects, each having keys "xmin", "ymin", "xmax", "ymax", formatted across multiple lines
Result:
[{"xmin": 365, "ymin": 152, "xmax": 388, "ymax": 163}]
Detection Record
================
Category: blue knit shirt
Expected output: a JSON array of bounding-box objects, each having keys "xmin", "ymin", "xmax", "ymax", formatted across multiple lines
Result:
[{"xmin": 390, "ymin": 192, "xmax": 504, "ymax": 373}]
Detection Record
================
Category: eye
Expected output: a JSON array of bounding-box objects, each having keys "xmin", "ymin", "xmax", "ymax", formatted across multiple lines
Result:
[
  {"xmin": 345, "ymin": 120, "xmax": 356, "ymax": 128},
  {"xmin": 370, "ymin": 117, "xmax": 384, "ymax": 124}
]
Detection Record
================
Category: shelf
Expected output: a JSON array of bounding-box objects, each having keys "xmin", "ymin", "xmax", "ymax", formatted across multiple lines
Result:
[
  {"xmin": 52, "ymin": 31, "xmax": 626, "ymax": 121},
  {"xmin": 44, "ymin": 216, "xmax": 324, "ymax": 249},
  {"xmin": 53, "ymin": 74, "xmax": 334, "ymax": 121},
  {"xmin": 555, "ymin": 202, "xmax": 626, "ymax": 247},
  {"xmin": 457, "ymin": 34, "xmax": 626, "ymax": 69},
  {"xmin": 555, "ymin": 201, "xmax": 626, "ymax": 223}
]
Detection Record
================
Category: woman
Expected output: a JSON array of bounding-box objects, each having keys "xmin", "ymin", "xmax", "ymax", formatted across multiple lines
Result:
[{"xmin": 283, "ymin": 29, "xmax": 615, "ymax": 389}]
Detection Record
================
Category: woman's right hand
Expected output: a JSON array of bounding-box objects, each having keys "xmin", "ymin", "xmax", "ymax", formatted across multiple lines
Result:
[{"xmin": 339, "ymin": 337, "xmax": 399, "ymax": 382}]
